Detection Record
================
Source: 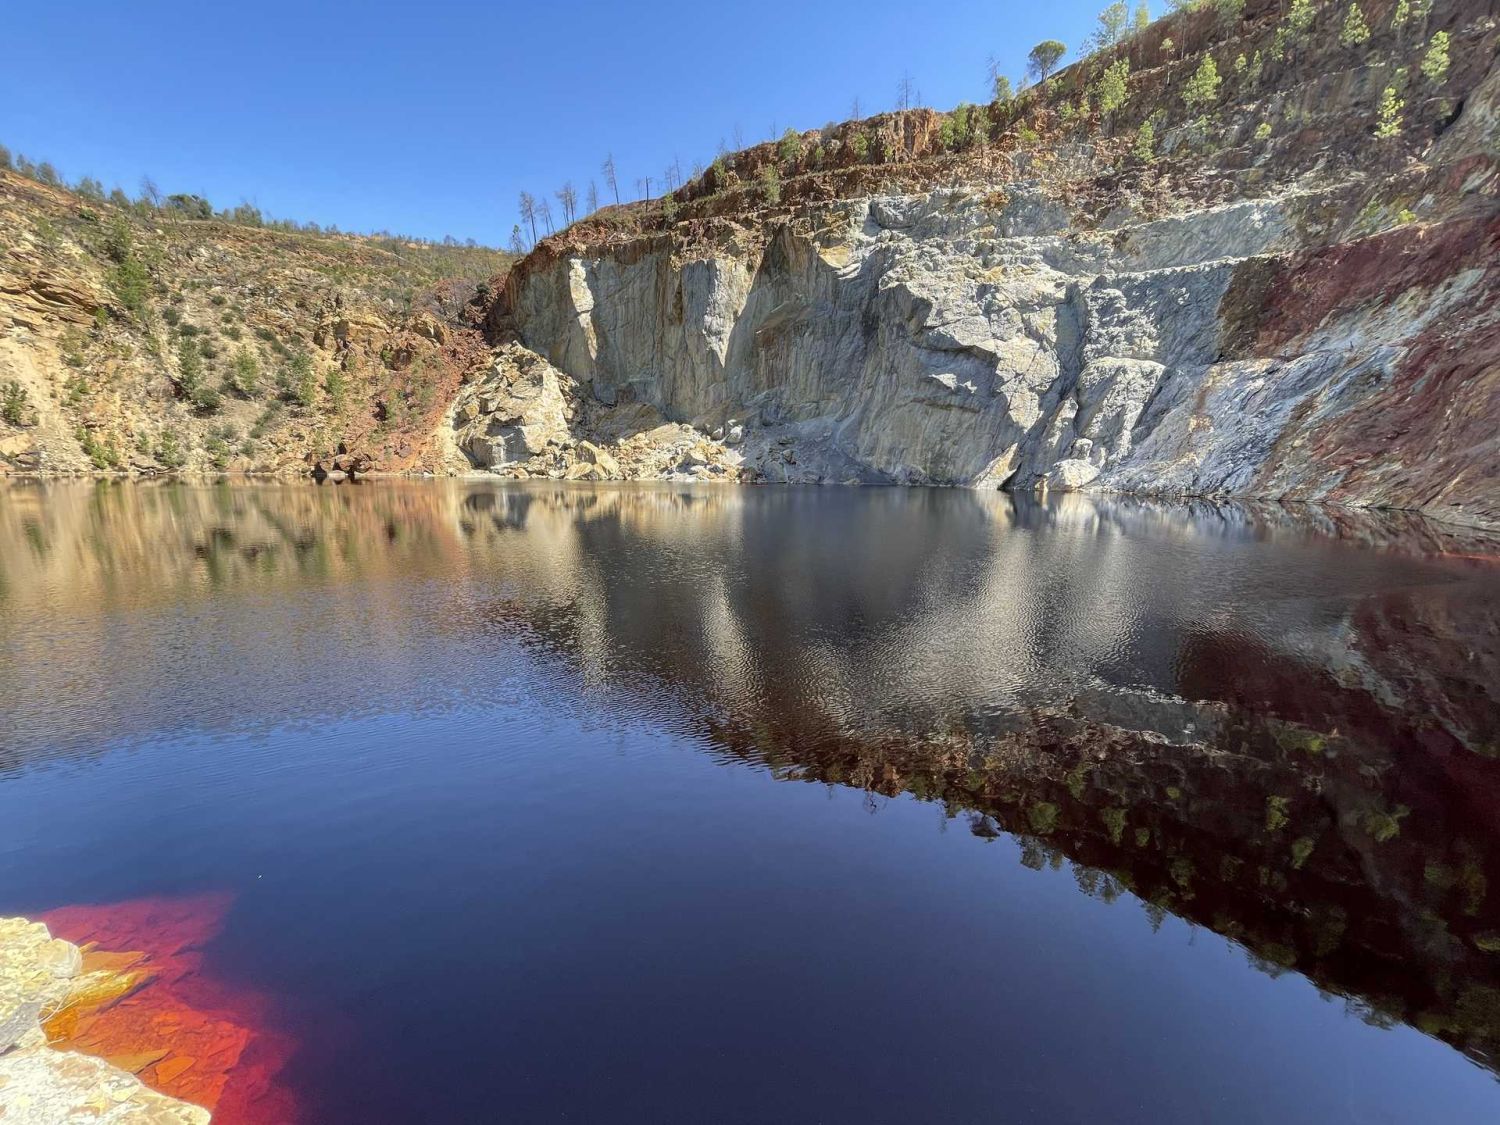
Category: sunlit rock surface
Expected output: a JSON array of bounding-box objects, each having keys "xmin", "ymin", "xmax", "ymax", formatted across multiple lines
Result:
[
  {"xmin": 492, "ymin": 4, "xmax": 1500, "ymax": 527},
  {"xmin": 0, "ymin": 917, "xmax": 210, "ymax": 1123}
]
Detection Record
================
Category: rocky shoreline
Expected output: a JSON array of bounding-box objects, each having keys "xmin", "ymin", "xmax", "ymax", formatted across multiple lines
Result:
[{"xmin": 0, "ymin": 916, "xmax": 209, "ymax": 1123}]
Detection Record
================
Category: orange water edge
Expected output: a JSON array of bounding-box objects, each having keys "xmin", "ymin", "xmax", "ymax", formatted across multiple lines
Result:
[{"xmin": 39, "ymin": 893, "xmax": 304, "ymax": 1125}]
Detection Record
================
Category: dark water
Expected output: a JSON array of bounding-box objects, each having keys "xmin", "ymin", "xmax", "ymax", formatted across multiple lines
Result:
[{"xmin": 3, "ymin": 480, "xmax": 1500, "ymax": 1123}]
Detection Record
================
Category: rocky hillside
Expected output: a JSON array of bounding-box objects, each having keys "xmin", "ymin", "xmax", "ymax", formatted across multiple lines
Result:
[
  {"xmin": 0, "ymin": 171, "xmax": 506, "ymax": 475},
  {"xmin": 2, "ymin": 0, "xmax": 1496, "ymax": 527},
  {"xmin": 490, "ymin": 0, "xmax": 1500, "ymax": 527}
]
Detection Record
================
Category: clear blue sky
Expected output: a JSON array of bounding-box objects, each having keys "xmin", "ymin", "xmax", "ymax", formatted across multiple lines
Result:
[{"xmin": 3, "ymin": 0, "xmax": 1111, "ymax": 246}]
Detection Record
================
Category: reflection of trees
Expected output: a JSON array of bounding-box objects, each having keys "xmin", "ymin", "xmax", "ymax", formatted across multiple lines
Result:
[
  {"xmin": 2, "ymin": 479, "xmax": 1498, "ymax": 1070},
  {"xmin": 462, "ymin": 487, "xmax": 1500, "ymax": 1077}
]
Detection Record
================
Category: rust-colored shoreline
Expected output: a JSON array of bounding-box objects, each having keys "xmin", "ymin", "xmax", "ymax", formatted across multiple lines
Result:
[{"xmin": 36, "ymin": 893, "xmax": 303, "ymax": 1124}]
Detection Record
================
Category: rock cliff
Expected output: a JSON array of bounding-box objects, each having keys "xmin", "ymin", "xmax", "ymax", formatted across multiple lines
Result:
[
  {"xmin": 2, "ymin": 0, "xmax": 1496, "ymax": 527},
  {"xmin": 491, "ymin": 0, "xmax": 1500, "ymax": 527}
]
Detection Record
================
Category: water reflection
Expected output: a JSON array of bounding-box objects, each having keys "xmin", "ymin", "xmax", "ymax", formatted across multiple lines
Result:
[{"xmin": 2, "ymin": 479, "xmax": 1499, "ymax": 1081}]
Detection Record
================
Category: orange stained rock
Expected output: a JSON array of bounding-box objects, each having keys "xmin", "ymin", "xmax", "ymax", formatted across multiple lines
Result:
[{"xmin": 39, "ymin": 892, "xmax": 304, "ymax": 1125}]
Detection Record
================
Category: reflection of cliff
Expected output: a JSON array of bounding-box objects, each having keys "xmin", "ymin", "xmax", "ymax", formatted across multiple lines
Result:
[
  {"xmin": 454, "ymin": 486, "xmax": 1500, "ymax": 1076},
  {"xmin": 3, "ymin": 480, "xmax": 1499, "ymax": 1072}
]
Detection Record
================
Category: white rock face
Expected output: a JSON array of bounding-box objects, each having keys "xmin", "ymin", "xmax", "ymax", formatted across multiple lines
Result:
[
  {"xmin": 447, "ymin": 343, "xmax": 576, "ymax": 470},
  {"xmin": 0, "ymin": 1048, "xmax": 211, "ymax": 1124},
  {"xmin": 510, "ymin": 186, "xmax": 1298, "ymax": 491}
]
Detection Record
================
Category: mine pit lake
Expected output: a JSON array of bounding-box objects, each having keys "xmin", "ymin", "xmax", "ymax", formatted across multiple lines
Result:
[{"xmin": 2, "ymin": 479, "xmax": 1499, "ymax": 1123}]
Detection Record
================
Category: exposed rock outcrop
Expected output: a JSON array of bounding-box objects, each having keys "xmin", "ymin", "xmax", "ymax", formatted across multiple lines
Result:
[
  {"xmin": 439, "ymin": 341, "xmax": 745, "ymax": 482},
  {"xmin": 490, "ymin": 0, "xmax": 1500, "ymax": 527},
  {"xmin": 0, "ymin": 917, "xmax": 210, "ymax": 1123}
]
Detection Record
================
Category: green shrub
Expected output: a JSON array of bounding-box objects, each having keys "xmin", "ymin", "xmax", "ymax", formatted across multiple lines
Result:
[
  {"xmin": 777, "ymin": 128, "xmax": 803, "ymax": 166},
  {"xmin": 102, "ymin": 216, "xmax": 133, "ymax": 263},
  {"xmin": 189, "ymin": 381, "xmax": 223, "ymax": 413},
  {"xmin": 1286, "ymin": 0, "xmax": 1315, "ymax": 34},
  {"xmin": 176, "ymin": 336, "xmax": 202, "ymax": 387},
  {"xmin": 1182, "ymin": 56, "xmax": 1222, "ymax": 108},
  {"xmin": 851, "ymin": 133, "xmax": 869, "ymax": 160},
  {"xmin": 1339, "ymin": 3, "xmax": 1371, "ymax": 47},
  {"xmin": 75, "ymin": 426, "xmax": 120, "ymax": 469},
  {"xmin": 1, "ymin": 380, "xmax": 31, "ymax": 426},
  {"xmin": 109, "ymin": 256, "xmax": 150, "ymax": 320},
  {"xmin": 205, "ymin": 433, "xmax": 232, "ymax": 469},
  {"xmin": 1132, "ymin": 120, "xmax": 1156, "ymax": 160},
  {"xmin": 759, "ymin": 164, "xmax": 781, "ymax": 205},
  {"xmin": 155, "ymin": 428, "xmax": 187, "ymax": 469},
  {"xmin": 1421, "ymin": 31, "xmax": 1450, "ymax": 83},
  {"xmin": 228, "ymin": 349, "xmax": 260, "ymax": 396},
  {"xmin": 1094, "ymin": 58, "xmax": 1131, "ymax": 115},
  {"xmin": 324, "ymin": 366, "xmax": 346, "ymax": 402},
  {"xmin": 1375, "ymin": 86, "xmax": 1404, "ymax": 137},
  {"xmin": 1255, "ymin": 121, "xmax": 1273, "ymax": 140},
  {"xmin": 278, "ymin": 351, "xmax": 318, "ymax": 406}
]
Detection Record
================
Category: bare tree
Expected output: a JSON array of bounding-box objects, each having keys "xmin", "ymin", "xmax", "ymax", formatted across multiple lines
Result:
[
  {"xmin": 601, "ymin": 153, "xmax": 619, "ymax": 205},
  {"xmin": 538, "ymin": 198, "xmax": 554, "ymax": 234},
  {"xmin": 518, "ymin": 191, "xmax": 538, "ymax": 244},
  {"xmin": 556, "ymin": 181, "xmax": 578, "ymax": 225},
  {"xmin": 896, "ymin": 72, "xmax": 916, "ymax": 111},
  {"xmin": 509, "ymin": 225, "xmax": 526, "ymax": 254},
  {"xmin": 138, "ymin": 175, "xmax": 162, "ymax": 210},
  {"xmin": 587, "ymin": 180, "xmax": 599, "ymax": 214},
  {"xmin": 732, "ymin": 123, "xmax": 744, "ymax": 149}
]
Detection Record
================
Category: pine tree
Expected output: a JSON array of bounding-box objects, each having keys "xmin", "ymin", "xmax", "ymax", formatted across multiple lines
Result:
[
  {"xmin": 1339, "ymin": 4, "xmax": 1371, "ymax": 47},
  {"xmin": 1132, "ymin": 120, "xmax": 1156, "ymax": 160},
  {"xmin": 1028, "ymin": 40, "xmax": 1067, "ymax": 82},
  {"xmin": 1094, "ymin": 58, "xmax": 1132, "ymax": 115},
  {"xmin": 1182, "ymin": 56, "xmax": 1222, "ymax": 108},
  {"xmin": 1421, "ymin": 31, "xmax": 1450, "ymax": 83},
  {"xmin": 1374, "ymin": 86, "xmax": 1404, "ymax": 137},
  {"xmin": 1087, "ymin": 2, "xmax": 1130, "ymax": 52}
]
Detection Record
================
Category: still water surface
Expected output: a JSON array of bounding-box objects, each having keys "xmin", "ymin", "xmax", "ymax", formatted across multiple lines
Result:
[{"xmin": 2, "ymin": 480, "xmax": 1499, "ymax": 1123}]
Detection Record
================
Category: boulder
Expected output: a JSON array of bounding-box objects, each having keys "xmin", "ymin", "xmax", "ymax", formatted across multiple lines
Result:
[
  {"xmin": 1045, "ymin": 458, "xmax": 1102, "ymax": 492},
  {"xmin": 576, "ymin": 441, "xmax": 620, "ymax": 478}
]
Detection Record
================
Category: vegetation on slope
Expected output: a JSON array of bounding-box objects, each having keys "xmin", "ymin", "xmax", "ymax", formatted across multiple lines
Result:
[
  {"xmin": 521, "ymin": 0, "xmax": 1476, "ymax": 260},
  {"xmin": 0, "ymin": 170, "xmax": 510, "ymax": 474}
]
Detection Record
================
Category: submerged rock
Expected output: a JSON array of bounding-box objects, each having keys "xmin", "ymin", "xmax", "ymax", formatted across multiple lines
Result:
[{"xmin": 0, "ymin": 917, "xmax": 211, "ymax": 1123}]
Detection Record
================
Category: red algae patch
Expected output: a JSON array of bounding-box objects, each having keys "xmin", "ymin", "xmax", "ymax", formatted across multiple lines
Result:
[{"xmin": 38, "ymin": 894, "xmax": 302, "ymax": 1125}]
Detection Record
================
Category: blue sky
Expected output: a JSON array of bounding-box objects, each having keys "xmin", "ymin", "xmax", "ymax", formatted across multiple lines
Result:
[{"xmin": 3, "ymin": 0, "xmax": 1114, "ymax": 246}]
